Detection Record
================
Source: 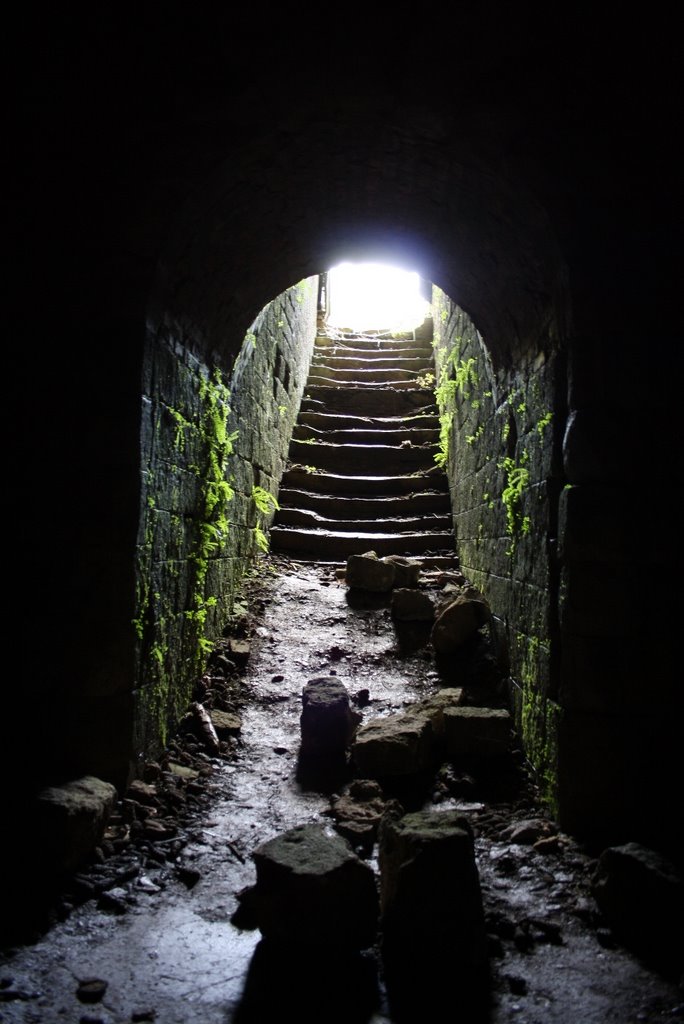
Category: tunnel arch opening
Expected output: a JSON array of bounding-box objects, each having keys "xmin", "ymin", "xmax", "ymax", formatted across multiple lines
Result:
[{"xmin": 140, "ymin": 175, "xmax": 570, "ymax": 814}]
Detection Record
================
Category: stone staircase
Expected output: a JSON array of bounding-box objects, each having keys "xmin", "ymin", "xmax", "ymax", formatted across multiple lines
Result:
[{"xmin": 270, "ymin": 325, "xmax": 458, "ymax": 566}]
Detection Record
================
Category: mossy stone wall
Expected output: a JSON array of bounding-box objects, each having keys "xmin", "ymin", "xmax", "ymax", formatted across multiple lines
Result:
[
  {"xmin": 432, "ymin": 287, "xmax": 565, "ymax": 813},
  {"xmin": 133, "ymin": 279, "xmax": 318, "ymax": 770}
]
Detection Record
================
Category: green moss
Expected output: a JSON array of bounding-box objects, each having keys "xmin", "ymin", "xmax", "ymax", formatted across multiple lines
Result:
[
  {"xmin": 537, "ymin": 410, "xmax": 553, "ymax": 436},
  {"xmin": 498, "ymin": 453, "xmax": 531, "ymax": 556}
]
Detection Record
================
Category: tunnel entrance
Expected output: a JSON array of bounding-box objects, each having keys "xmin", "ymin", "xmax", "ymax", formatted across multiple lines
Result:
[{"xmin": 325, "ymin": 262, "xmax": 430, "ymax": 333}]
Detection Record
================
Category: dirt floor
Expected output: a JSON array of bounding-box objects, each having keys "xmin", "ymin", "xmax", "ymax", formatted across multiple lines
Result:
[{"xmin": 1, "ymin": 557, "xmax": 682, "ymax": 1023}]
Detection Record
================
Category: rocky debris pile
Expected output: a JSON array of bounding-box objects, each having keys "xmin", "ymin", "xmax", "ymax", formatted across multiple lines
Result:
[{"xmin": 3, "ymin": 613, "xmax": 256, "ymax": 947}]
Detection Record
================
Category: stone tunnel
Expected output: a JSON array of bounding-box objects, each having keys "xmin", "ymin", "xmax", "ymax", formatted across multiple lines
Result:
[{"xmin": 12, "ymin": 6, "xmax": 681, "ymax": 879}]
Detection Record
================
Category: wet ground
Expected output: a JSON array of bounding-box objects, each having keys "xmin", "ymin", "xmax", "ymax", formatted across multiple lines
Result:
[{"xmin": 1, "ymin": 557, "xmax": 682, "ymax": 1023}]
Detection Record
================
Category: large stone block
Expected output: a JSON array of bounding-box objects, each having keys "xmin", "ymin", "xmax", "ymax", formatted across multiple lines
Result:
[
  {"xmin": 252, "ymin": 824, "xmax": 378, "ymax": 948},
  {"xmin": 300, "ymin": 676, "xmax": 361, "ymax": 756},
  {"xmin": 379, "ymin": 809, "xmax": 486, "ymax": 965},
  {"xmin": 351, "ymin": 711, "xmax": 434, "ymax": 777},
  {"xmin": 591, "ymin": 842, "xmax": 684, "ymax": 974},
  {"xmin": 442, "ymin": 706, "xmax": 511, "ymax": 758},
  {"xmin": 346, "ymin": 551, "xmax": 395, "ymax": 592},
  {"xmin": 35, "ymin": 776, "xmax": 117, "ymax": 873},
  {"xmin": 431, "ymin": 592, "xmax": 490, "ymax": 654}
]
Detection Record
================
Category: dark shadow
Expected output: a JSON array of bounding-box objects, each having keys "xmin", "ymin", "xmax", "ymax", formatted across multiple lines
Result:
[
  {"xmin": 232, "ymin": 938, "xmax": 381, "ymax": 1024},
  {"xmin": 391, "ymin": 619, "xmax": 432, "ymax": 655},
  {"xmin": 345, "ymin": 589, "xmax": 392, "ymax": 611},
  {"xmin": 382, "ymin": 944, "xmax": 492, "ymax": 1023},
  {"xmin": 295, "ymin": 749, "xmax": 352, "ymax": 795}
]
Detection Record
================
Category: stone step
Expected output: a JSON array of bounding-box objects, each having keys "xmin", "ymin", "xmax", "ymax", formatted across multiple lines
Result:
[
  {"xmin": 315, "ymin": 335, "xmax": 432, "ymax": 353},
  {"xmin": 311, "ymin": 355, "xmax": 433, "ymax": 372},
  {"xmin": 293, "ymin": 424, "xmax": 439, "ymax": 446},
  {"xmin": 270, "ymin": 526, "xmax": 455, "ymax": 559},
  {"xmin": 277, "ymin": 489, "xmax": 451, "ymax": 517},
  {"xmin": 275, "ymin": 506, "xmax": 453, "ymax": 533},
  {"xmin": 301, "ymin": 387, "xmax": 436, "ymax": 417},
  {"xmin": 307, "ymin": 365, "xmax": 431, "ymax": 384},
  {"xmin": 288, "ymin": 439, "xmax": 438, "ymax": 474},
  {"xmin": 298, "ymin": 410, "xmax": 440, "ymax": 432},
  {"xmin": 306, "ymin": 372, "xmax": 430, "ymax": 389},
  {"xmin": 279, "ymin": 469, "xmax": 448, "ymax": 496}
]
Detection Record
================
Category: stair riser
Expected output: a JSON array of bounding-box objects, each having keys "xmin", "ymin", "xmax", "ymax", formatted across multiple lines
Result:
[
  {"xmin": 308, "ymin": 366, "xmax": 432, "ymax": 383},
  {"xmin": 302, "ymin": 387, "xmax": 436, "ymax": 417},
  {"xmin": 311, "ymin": 356, "xmax": 433, "ymax": 372},
  {"xmin": 270, "ymin": 527, "xmax": 455, "ymax": 558},
  {"xmin": 279, "ymin": 470, "xmax": 448, "ymax": 496},
  {"xmin": 289, "ymin": 439, "xmax": 438, "ymax": 474},
  {"xmin": 276, "ymin": 508, "xmax": 453, "ymax": 532},
  {"xmin": 277, "ymin": 489, "xmax": 451, "ymax": 517},
  {"xmin": 293, "ymin": 425, "xmax": 438, "ymax": 446},
  {"xmin": 306, "ymin": 374, "xmax": 432, "ymax": 390},
  {"xmin": 298, "ymin": 411, "xmax": 440, "ymax": 431}
]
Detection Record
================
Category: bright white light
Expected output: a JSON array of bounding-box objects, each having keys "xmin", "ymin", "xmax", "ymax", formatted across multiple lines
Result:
[{"xmin": 327, "ymin": 262, "xmax": 429, "ymax": 331}]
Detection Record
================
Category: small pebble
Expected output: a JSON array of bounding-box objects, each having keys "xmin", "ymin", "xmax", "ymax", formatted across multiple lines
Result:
[{"xmin": 76, "ymin": 978, "xmax": 108, "ymax": 1004}]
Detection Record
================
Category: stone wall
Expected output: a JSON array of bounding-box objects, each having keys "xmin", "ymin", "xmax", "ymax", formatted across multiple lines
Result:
[
  {"xmin": 133, "ymin": 279, "xmax": 318, "ymax": 768},
  {"xmin": 432, "ymin": 288, "xmax": 565, "ymax": 813}
]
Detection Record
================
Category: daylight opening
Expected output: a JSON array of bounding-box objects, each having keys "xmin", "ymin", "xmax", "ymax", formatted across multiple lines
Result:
[{"xmin": 327, "ymin": 262, "xmax": 429, "ymax": 332}]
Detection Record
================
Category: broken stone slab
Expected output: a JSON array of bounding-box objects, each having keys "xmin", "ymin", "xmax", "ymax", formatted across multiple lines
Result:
[
  {"xmin": 443, "ymin": 706, "xmax": 512, "ymax": 758},
  {"xmin": 431, "ymin": 591, "xmax": 491, "ymax": 653},
  {"xmin": 391, "ymin": 588, "xmax": 434, "ymax": 621},
  {"xmin": 346, "ymin": 551, "xmax": 395, "ymax": 592},
  {"xmin": 379, "ymin": 809, "xmax": 486, "ymax": 965},
  {"xmin": 411, "ymin": 687, "xmax": 465, "ymax": 740},
  {"xmin": 300, "ymin": 676, "xmax": 361, "ymax": 756},
  {"xmin": 352, "ymin": 711, "xmax": 434, "ymax": 777},
  {"xmin": 591, "ymin": 842, "xmax": 684, "ymax": 974},
  {"xmin": 35, "ymin": 776, "xmax": 117, "ymax": 873},
  {"xmin": 252, "ymin": 823, "xmax": 378, "ymax": 948},
  {"xmin": 383, "ymin": 555, "xmax": 421, "ymax": 588},
  {"xmin": 210, "ymin": 709, "xmax": 242, "ymax": 737},
  {"xmin": 331, "ymin": 779, "xmax": 388, "ymax": 854}
]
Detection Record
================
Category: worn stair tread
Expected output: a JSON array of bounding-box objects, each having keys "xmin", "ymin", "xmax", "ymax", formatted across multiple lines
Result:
[
  {"xmin": 311, "ymin": 355, "xmax": 433, "ymax": 371},
  {"xmin": 288, "ymin": 440, "xmax": 438, "ymax": 474},
  {"xmin": 279, "ymin": 470, "xmax": 448, "ymax": 495},
  {"xmin": 270, "ymin": 526, "xmax": 455, "ymax": 557},
  {"xmin": 306, "ymin": 374, "xmax": 432, "ymax": 389},
  {"xmin": 276, "ymin": 506, "xmax": 453, "ymax": 532},
  {"xmin": 301, "ymin": 387, "xmax": 437, "ymax": 416},
  {"xmin": 293, "ymin": 425, "xmax": 438, "ymax": 445},
  {"xmin": 277, "ymin": 489, "xmax": 451, "ymax": 516},
  {"xmin": 298, "ymin": 410, "xmax": 440, "ymax": 430}
]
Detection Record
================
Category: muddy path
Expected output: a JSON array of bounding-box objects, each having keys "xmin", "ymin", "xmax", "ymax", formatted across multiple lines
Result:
[{"xmin": 1, "ymin": 558, "xmax": 681, "ymax": 1023}]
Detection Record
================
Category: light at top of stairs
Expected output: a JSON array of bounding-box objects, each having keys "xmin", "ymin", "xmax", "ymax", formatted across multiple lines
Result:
[{"xmin": 327, "ymin": 262, "xmax": 429, "ymax": 333}]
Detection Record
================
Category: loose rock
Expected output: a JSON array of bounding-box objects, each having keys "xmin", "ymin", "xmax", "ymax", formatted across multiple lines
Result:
[
  {"xmin": 251, "ymin": 824, "xmax": 378, "ymax": 948},
  {"xmin": 346, "ymin": 551, "xmax": 395, "ymax": 592},
  {"xmin": 391, "ymin": 588, "xmax": 434, "ymax": 621},
  {"xmin": 352, "ymin": 711, "xmax": 434, "ymax": 777},
  {"xmin": 591, "ymin": 842, "xmax": 684, "ymax": 973},
  {"xmin": 443, "ymin": 706, "xmax": 512, "ymax": 758},
  {"xmin": 431, "ymin": 592, "xmax": 490, "ymax": 653},
  {"xmin": 300, "ymin": 677, "xmax": 361, "ymax": 756},
  {"xmin": 383, "ymin": 555, "xmax": 420, "ymax": 588},
  {"xmin": 35, "ymin": 777, "xmax": 117, "ymax": 873}
]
